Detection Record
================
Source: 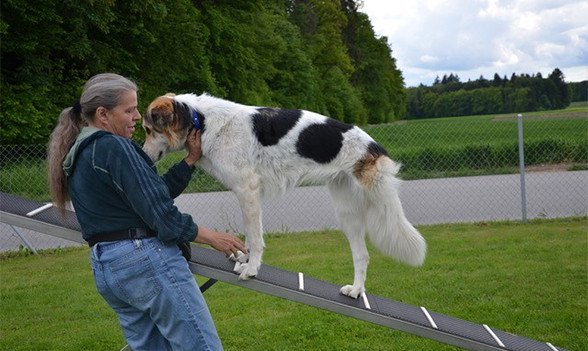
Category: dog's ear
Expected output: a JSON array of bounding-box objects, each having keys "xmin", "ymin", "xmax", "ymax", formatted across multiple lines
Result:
[
  {"xmin": 146, "ymin": 96, "xmax": 175, "ymax": 130},
  {"xmin": 172, "ymin": 100, "xmax": 193, "ymax": 130}
]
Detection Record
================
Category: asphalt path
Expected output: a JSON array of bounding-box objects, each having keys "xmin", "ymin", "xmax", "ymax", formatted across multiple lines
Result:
[
  {"xmin": 174, "ymin": 170, "xmax": 587, "ymax": 233},
  {"xmin": 1, "ymin": 170, "xmax": 586, "ymax": 252}
]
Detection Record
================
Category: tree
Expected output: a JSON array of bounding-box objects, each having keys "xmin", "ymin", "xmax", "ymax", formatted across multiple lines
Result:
[
  {"xmin": 289, "ymin": 0, "xmax": 365, "ymax": 122},
  {"xmin": 1, "ymin": 0, "xmax": 117, "ymax": 144},
  {"xmin": 404, "ymin": 68, "xmax": 574, "ymax": 118},
  {"xmin": 568, "ymin": 80, "xmax": 588, "ymax": 102},
  {"xmin": 493, "ymin": 73, "xmax": 503, "ymax": 86},
  {"xmin": 471, "ymin": 87, "xmax": 503, "ymax": 115},
  {"xmin": 548, "ymin": 68, "xmax": 570, "ymax": 108},
  {"xmin": 0, "ymin": 0, "xmax": 219, "ymax": 144},
  {"xmin": 341, "ymin": 6, "xmax": 406, "ymax": 123}
]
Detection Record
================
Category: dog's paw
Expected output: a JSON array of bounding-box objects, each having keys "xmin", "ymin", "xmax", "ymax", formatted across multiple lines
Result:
[
  {"xmin": 340, "ymin": 284, "xmax": 364, "ymax": 299},
  {"xmin": 235, "ymin": 262, "xmax": 258, "ymax": 280},
  {"xmin": 229, "ymin": 250, "xmax": 249, "ymax": 263}
]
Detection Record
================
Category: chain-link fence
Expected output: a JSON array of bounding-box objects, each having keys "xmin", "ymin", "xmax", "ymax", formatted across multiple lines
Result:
[{"xmin": 1, "ymin": 112, "xmax": 586, "ymax": 253}]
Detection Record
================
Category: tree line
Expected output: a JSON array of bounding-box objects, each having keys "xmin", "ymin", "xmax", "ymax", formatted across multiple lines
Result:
[
  {"xmin": 406, "ymin": 69, "xmax": 584, "ymax": 119},
  {"xmin": 0, "ymin": 0, "xmax": 406, "ymax": 145}
]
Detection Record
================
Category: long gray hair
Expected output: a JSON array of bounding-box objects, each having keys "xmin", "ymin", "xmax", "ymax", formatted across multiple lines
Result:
[{"xmin": 47, "ymin": 73, "xmax": 137, "ymax": 210}]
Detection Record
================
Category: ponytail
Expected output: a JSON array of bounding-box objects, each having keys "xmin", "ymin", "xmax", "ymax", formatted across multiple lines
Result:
[
  {"xmin": 47, "ymin": 73, "xmax": 137, "ymax": 213},
  {"xmin": 47, "ymin": 106, "xmax": 84, "ymax": 211}
]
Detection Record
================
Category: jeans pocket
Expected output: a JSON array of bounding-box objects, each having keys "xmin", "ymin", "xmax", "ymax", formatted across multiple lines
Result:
[{"xmin": 109, "ymin": 251, "xmax": 163, "ymax": 304}]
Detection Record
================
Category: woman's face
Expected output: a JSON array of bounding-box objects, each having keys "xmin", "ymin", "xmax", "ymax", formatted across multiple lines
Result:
[{"xmin": 104, "ymin": 90, "xmax": 141, "ymax": 139}]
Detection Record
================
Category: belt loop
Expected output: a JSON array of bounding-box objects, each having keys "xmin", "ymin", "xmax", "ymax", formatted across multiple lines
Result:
[
  {"xmin": 129, "ymin": 228, "xmax": 137, "ymax": 239},
  {"xmin": 92, "ymin": 243, "xmax": 100, "ymax": 260},
  {"xmin": 134, "ymin": 239, "xmax": 142, "ymax": 248}
]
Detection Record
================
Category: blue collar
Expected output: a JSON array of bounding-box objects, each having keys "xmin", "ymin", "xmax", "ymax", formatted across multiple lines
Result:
[{"xmin": 191, "ymin": 109, "xmax": 201, "ymax": 130}]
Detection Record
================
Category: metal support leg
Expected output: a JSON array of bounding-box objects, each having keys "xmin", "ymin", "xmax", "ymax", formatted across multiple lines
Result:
[
  {"xmin": 199, "ymin": 278, "xmax": 218, "ymax": 293},
  {"xmin": 9, "ymin": 225, "xmax": 37, "ymax": 254}
]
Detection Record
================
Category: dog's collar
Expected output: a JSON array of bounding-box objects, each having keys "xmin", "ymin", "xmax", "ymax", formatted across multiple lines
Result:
[{"xmin": 190, "ymin": 109, "xmax": 201, "ymax": 130}]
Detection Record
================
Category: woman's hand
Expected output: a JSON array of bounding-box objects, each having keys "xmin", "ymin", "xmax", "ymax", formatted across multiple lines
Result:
[
  {"xmin": 184, "ymin": 129, "xmax": 202, "ymax": 167},
  {"xmin": 194, "ymin": 226, "xmax": 248, "ymax": 257}
]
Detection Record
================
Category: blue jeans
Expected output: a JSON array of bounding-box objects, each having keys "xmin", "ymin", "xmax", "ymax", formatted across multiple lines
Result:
[{"xmin": 90, "ymin": 238, "xmax": 223, "ymax": 351}]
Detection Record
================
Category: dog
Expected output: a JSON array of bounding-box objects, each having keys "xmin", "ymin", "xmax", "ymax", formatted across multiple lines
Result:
[{"xmin": 142, "ymin": 93, "xmax": 426, "ymax": 298}]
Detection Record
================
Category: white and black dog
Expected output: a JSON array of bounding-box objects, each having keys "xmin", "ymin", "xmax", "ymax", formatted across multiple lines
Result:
[{"xmin": 142, "ymin": 93, "xmax": 426, "ymax": 298}]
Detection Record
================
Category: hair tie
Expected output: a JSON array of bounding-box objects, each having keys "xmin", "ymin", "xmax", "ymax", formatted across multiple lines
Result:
[{"xmin": 72, "ymin": 101, "xmax": 82, "ymax": 115}]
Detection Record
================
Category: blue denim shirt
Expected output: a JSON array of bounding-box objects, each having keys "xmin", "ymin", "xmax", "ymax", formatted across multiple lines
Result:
[{"xmin": 64, "ymin": 127, "xmax": 197, "ymax": 244}]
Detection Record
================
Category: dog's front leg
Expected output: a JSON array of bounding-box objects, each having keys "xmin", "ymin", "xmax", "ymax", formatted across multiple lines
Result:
[{"xmin": 232, "ymin": 179, "xmax": 264, "ymax": 280}]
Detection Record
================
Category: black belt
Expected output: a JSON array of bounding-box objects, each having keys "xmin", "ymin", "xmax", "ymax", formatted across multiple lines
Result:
[{"xmin": 87, "ymin": 228, "xmax": 157, "ymax": 247}]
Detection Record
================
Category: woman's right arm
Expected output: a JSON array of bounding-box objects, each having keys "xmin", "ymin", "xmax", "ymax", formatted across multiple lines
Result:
[
  {"xmin": 160, "ymin": 130, "xmax": 202, "ymax": 198},
  {"xmin": 194, "ymin": 226, "xmax": 248, "ymax": 258}
]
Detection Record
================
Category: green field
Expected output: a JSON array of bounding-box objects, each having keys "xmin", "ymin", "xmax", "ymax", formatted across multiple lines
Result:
[
  {"xmin": 1, "ymin": 104, "xmax": 586, "ymax": 199},
  {"xmin": 0, "ymin": 218, "xmax": 586, "ymax": 350},
  {"xmin": 365, "ymin": 105, "xmax": 587, "ymax": 179},
  {"xmin": 368, "ymin": 103, "xmax": 588, "ymax": 150}
]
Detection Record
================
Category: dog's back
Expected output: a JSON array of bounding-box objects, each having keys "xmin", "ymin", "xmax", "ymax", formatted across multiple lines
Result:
[
  {"xmin": 180, "ymin": 94, "xmax": 380, "ymax": 196},
  {"xmin": 252, "ymin": 109, "xmax": 377, "ymax": 195}
]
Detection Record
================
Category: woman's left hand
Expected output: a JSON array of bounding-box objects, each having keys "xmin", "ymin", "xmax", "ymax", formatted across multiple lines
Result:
[{"xmin": 184, "ymin": 129, "xmax": 202, "ymax": 166}]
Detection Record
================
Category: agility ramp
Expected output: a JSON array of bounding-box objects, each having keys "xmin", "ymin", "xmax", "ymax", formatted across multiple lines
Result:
[{"xmin": 0, "ymin": 192, "xmax": 568, "ymax": 351}]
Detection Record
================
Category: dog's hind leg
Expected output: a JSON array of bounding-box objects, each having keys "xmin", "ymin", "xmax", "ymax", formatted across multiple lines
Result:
[
  {"xmin": 328, "ymin": 173, "xmax": 369, "ymax": 299},
  {"xmin": 232, "ymin": 174, "xmax": 265, "ymax": 280}
]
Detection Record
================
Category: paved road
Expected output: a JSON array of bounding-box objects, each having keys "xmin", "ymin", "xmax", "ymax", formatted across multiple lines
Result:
[
  {"xmin": 173, "ymin": 170, "xmax": 587, "ymax": 232},
  {"xmin": 2, "ymin": 170, "xmax": 586, "ymax": 252}
]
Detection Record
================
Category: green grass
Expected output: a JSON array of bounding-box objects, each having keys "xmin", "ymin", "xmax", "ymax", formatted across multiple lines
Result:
[
  {"xmin": 1, "ymin": 218, "xmax": 586, "ymax": 350},
  {"xmin": 366, "ymin": 106, "xmax": 587, "ymax": 149},
  {"xmin": 365, "ymin": 107, "xmax": 587, "ymax": 179},
  {"xmin": 0, "ymin": 160, "xmax": 49, "ymax": 201}
]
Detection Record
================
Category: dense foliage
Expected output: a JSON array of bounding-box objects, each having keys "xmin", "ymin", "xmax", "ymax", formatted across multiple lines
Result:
[
  {"xmin": 406, "ymin": 69, "xmax": 581, "ymax": 119},
  {"xmin": 0, "ymin": 0, "xmax": 406, "ymax": 145},
  {"xmin": 568, "ymin": 80, "xmax": 587, "ymax": 102}
]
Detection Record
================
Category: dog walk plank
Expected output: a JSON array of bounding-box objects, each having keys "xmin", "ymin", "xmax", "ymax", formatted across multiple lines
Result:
[
  {"xmin": 189, "ymin": 235, "xmax": 566, "ymax": 351},
  {"xmin": 0, "ymin": 191, "xmax": 568, "ymax": 351}
]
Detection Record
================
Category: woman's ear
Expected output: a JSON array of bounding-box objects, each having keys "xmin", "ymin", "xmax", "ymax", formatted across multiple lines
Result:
[{"xmin": 95, "ymin": 106, "xmax": 109, "ymax": 124}]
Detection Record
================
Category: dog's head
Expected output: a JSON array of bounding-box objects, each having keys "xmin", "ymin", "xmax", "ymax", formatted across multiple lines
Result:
[{"xmin": 142, "ymin": 93, "xmax": 194, "ymax": 162}]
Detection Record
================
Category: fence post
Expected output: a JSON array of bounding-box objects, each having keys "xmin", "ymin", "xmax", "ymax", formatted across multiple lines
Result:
[{"xmin": 517, "ymin": 113, "xmax": 527, "ymax": 222}]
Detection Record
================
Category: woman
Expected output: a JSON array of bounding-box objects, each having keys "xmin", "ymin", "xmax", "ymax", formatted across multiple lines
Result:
[{"xmin": 48, "ymin": 73, "xmax": 246, "ymax": 350}]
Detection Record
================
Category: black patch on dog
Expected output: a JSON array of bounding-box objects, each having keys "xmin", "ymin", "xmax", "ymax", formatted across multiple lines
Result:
[
  {"xmin": 252, "ymin": 108, "xmax": 302, "ymax": 146},
  {"xmin": 367, "ymin": 141, "xmax": 388, "ymax": 157},
  {"xmin": 296, "ymin": 119, "xmax": 354, "ymax": 164}
]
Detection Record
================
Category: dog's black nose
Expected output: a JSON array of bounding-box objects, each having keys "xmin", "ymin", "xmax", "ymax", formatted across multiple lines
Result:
[{"xmin": 158, "ymin": 151, "xmax": 163, "ymax": 160}]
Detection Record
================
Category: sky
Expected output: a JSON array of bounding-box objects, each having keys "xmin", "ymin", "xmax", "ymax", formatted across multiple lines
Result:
[{"xmin": 360, "ymin": 0, "xmax": 588, "ymax": 87}]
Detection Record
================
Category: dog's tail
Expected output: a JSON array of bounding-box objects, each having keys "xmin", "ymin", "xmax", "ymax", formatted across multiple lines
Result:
[{"xmin": 361, "ymin": 155, "xmax": 426, "ymax": 267}]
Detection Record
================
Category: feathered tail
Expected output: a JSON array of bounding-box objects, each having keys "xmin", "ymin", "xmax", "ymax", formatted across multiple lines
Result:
[{"xmin": 363, "ymin": 157, "xmax": 426, "ymax": 266}]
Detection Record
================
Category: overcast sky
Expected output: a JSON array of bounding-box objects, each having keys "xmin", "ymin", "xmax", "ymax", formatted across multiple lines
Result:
[{"xmin": 360, "ymin": 0, "xmax": 588, "ymax": 87}]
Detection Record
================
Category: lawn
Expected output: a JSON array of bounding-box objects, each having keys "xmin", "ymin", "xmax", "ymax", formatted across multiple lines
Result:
[{"xmin": 1, "ymin": 218, "xmax": 586, "ymax": 351}]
